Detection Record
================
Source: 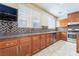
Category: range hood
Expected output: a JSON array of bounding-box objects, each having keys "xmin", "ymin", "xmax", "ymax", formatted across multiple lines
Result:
[
  {"xmin": 68, "ymin": 22, "xmax": 79, "ymax": 32},
  {"xmin": 68, "ymin": 22, "xmax": 79, "ymax": 28},
  {"xmin": 68, "ymin": 22, "xmax": 79, "ymax": 25}
]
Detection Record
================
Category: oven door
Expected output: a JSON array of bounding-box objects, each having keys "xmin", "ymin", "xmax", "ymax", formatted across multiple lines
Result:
[{"xmin": 68, "ymin": 32, "xmax": 76, "ymax": 43}]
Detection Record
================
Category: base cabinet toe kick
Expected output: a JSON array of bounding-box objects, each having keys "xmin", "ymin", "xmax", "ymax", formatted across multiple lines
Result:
[{"xmin": 0, "ymin": 33, "xmax": 57, "ymax": 56}]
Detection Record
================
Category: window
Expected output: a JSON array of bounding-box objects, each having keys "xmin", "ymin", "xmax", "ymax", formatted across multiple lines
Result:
[
  {"xmin": 33, "ymin": 18, "xmax": 41, "ymax": 28},
  {"xmin": 48, "ymin": 17, "xmax": 56, "ymax": 29}
]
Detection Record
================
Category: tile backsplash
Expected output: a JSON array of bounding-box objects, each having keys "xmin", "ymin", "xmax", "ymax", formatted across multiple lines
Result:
[
  {"xmin": 0, "ymin": 20, "xmax": 32, "ymax": 33},
  {"xmin": 0, "ymin": 20, "xmax": 53, "ymax": 33}
]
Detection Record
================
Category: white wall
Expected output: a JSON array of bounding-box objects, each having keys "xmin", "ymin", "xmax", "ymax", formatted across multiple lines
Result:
[{"xmin": 2, "ymin": 3, "xmax": 56, "ymax": 29}]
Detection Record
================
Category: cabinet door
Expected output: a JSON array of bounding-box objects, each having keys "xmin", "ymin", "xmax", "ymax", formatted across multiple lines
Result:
[
  {"xmin": 0, "ymin": 46, "xmax": 18, "ymax": 56},
  {"xmin": 74, "ymin": 18, "xmax": 79, "ymax": 22},
  {"xmin": 68, "ymin": 12, "xmax": 79, "ymax": 18},
  {"xmin": 50, "ymin": 34, "xmax": 54, "ymax": 44},
  {"xmin": 46, "ymin": 34, "xmax": 51, "ymax": 46},
  {"xmin": 58, "ymin": 19, "xmax": 68, "ymax": 27},
  {"xmin": 70, "ymin": 18, "xmax": 79, "ymax": 22},
  {"xmin": 77, "ymin": 35, "xmax": 79, "ymax": 53},
  {"xmin": 19, "ymin": 43, "xmax": 32, "ymax": 56},
  {"xmin": 60, "ymin": 32, "xmax": 67, "ymax": 41},
  {"xmin": 40, "ymin": 34, "xmax": 46, "ymax": 49},
  {"xmin": 0, "ymin": 39, "xmax": 18, "ymax": 56},
  {"xmin": 19, "ymin": 36, "xmax": 32, "ymax": 56},
  {"xmin": 56, "ymin": 32, "xmax": 61, "ymax": 41},
  {"xmin": 32, "ymin": 35, "xmax": 40, "ymax": 54}
]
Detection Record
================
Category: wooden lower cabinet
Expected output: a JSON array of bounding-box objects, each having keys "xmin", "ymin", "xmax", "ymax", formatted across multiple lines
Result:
[
  {"xmin": 56, "ymin": 32, "xmax": 67, "ymax": 41},
  {"xmin": 19, "ymin": 36, "xmax": 32, "ymax": 56},
  {"xmin": 46, "ymin": 34, "xmax": 54, "ymax": 46},
  {"xmin": 50, "ymin": 34, "xmax": 54, "ymax": 44},
  {"xmin": 40, "ymin": 34, "xmax": 46, "ymax": 49},
  {"xmin": 56, "ymin": 32, "xmax": 61, "ymax": 41},
  {"xmin": 60, "ymin": 32, "xmax": 67, "ymax": 41},
  {"xmin": 46, "ymin": 34, "xmax": 51, "ymax": 46},
  {"xmin": 0, "ymin": 39, "xmax": 18, "ymax": 56},
  {"xmin": 0, "ymin": 46, "xmax": 18, "ymax": 56},
  {"xmin": 0, "ymin": 33, "xmax": 55, "ymax": 56},
  {"xmin": 77, "ymin": 35, "xmax": 79, "ymax": 53},
  {"xmin": 32, "ymin": 35, "xmax": 41, "ymax": 54}
]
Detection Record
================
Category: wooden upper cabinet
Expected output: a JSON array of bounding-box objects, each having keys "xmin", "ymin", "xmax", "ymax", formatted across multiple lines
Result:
[
  {"xmin": 68, "ymin": 11, "xmax": 79, "ymax": 18},
  {"xmin": 68, "ymin": 17, "xmax": 79, "ymax": 22},
  {"xmin": 58, "ymin": 18, "xmax": 68, "ymax": 27},
  {"xmin": 68, "ymin": 11, "xmax": 79, "ymax": 22}
]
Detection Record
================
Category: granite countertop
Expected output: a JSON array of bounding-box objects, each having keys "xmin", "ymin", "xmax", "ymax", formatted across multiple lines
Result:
[
  {"xmin": 0, "ymin": 31, "xmax": 58, "ymax": 39},
  {"xmin": 68, "ymin": 32, "xmax": 79, "ymax": 34},
  {"xmin": 68, "ymin": 30, "xmax": 79, "ymax": 34}
]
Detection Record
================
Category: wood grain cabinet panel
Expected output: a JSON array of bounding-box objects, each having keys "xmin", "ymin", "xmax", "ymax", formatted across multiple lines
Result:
[
  {"xmin": 76, "ymin": 35, "xmax": 79, "ymax": 53},
  {"xmin": 60, "ymin": 32, "xmax": 67, "ymax": 41},
  {"xmin": 56, "ymin": 32, "xmax": 61, "ymax": 41},
  {"xmin": 56, "ymin": 32, "xmax": 67, "ymax": 41},
  {"xmin": 0, "ymin": 39, "xmax": 18, "ymax": 49},
  {"xmin": 0, "ymin": 39, "xmax": 18, "ymax": 56},
  {"xmin": 50, "ymin": 34, "xmax": 54, "ymax": 44},
  {"xmin": 46, "ymin": 34, "xmax": 51, "ymax": 46},
  {"xmin": 32, "ymin": 35, "xmax": 41, "ymax": 54},
  {"xmin": 0, "ymin": 46, "xmax": 18, "ymax": 56},
  {"xmin": 68, "ymin": 11, "xmax": 79, "ymax": 18},
  {"xmin": 58, "ymin": 18, "xmax": 68, "ymax": 27},
  {"xmin": 40, "ymin": 34, "xmax": 46, "ymax": 49},
  {"xmin": 68, "ymin": 11, "xmax": 79, "ymax": 22},
  {"xmin": 0, "ymin": 33, "xmax": 56, "ymax": 56},
  {"xmin": 69, "ymin": 17, "xmax": 79, "ymax": 22},
  {"xmin": 19, "ymin": 36, "xmax": 32, "ymax": 56}
]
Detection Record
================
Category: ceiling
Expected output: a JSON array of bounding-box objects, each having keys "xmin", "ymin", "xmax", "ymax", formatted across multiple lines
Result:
[{"xmin": 35, "ymin": 3, "xmax": 79, "ymax": 19}]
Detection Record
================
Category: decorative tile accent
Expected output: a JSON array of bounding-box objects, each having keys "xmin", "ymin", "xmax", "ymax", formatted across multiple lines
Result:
[
  {"xmin": 0, "ymin": 20, "xmax": 50, "ymax": 33},
  {"xmin": 0, "ymin": 20, "xmax": 32, "ymax": 33}
]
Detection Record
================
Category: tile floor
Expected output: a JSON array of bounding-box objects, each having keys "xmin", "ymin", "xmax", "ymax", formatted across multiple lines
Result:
[{"xmin": 33, "ymin": 40, "xmax": 79, "ymax": 56}]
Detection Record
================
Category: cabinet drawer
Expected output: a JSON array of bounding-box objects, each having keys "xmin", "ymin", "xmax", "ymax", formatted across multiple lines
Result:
[
  {"xmin": 0, "ymin": 39, "xmax": 18, "ymax": 49},
  {"xmin": 32, "ymin": 35, "xmax": 40, "ymax": 39},
  {"xmin": 20, "ymin": 36, "xmax": 31, "ymax": 44}
]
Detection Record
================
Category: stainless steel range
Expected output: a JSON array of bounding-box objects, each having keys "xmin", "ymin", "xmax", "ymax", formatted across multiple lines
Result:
[
  {"xmin": 67, "ymin": 22, "xmax": 79, "ymax": 43},
  {"xmin": 68, "ymin": 31, "xmax": 76, "ymax": 43}
]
